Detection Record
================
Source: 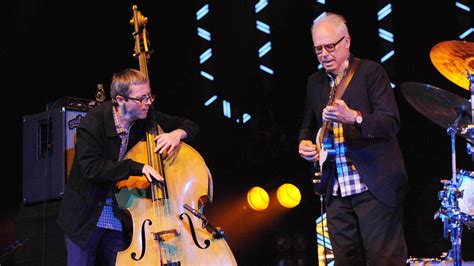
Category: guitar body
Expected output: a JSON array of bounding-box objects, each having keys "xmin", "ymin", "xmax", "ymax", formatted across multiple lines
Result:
[{"xmin": 313, "ymin": 127, "xmax": 335, "ymax": 195}]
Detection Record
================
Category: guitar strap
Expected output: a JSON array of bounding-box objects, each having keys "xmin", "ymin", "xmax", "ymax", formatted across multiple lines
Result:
[{"xmin": 334, "ymin": 58, "xmax": 360, "ymax": 100}]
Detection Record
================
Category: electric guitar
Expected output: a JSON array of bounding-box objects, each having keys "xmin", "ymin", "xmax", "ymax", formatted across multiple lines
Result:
[{"xmin": 312, "ymin": 83, "xmax": 337, "ymax": 195}]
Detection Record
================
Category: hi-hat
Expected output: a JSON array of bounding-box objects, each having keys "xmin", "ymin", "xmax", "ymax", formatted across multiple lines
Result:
[
  {"xmin": 400, "ymin": 82, "xmax": 472, "ymax": 139},
  {"xmin": 430, "ymin": 40, "xmax": 474, "ymax": 90}
]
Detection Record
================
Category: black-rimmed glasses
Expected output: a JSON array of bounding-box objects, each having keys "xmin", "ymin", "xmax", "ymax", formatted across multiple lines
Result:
[
  {"xmin": 312, "ymin": 36, "xmax": 345, "ymax": 55},
  {"xmin": 122, "ymin": 93, "xmax": 155, "ymax": 104}
]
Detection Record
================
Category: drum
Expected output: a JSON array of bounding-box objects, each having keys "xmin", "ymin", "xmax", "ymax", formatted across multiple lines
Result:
[
  {"xmin": 406, "ymin": 257, "xmax": 442, "ymax": 265},
  {"xmin": 455, "ymin": 169, "xmax": 474, "ymax": 218}
]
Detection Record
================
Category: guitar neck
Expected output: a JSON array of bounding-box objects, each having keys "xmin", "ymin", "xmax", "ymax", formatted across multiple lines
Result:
[
  {"xmin": 318, "ymin": 84, "xmax": 338, "ymax": 144},
  {"xmin": 138, "ymin": 54, "xmax": 149, "ymax": 77}
]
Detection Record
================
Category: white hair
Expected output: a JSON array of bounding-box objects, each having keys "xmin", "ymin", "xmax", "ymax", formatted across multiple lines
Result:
[{"xmin": 312, "ymin": 12, "xmax": 349, "ymax": 37}]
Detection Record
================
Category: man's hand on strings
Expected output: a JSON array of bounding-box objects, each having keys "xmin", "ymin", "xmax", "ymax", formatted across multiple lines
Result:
[
  {"xmin": 153, "ymin": 129, "xmax": 187, "ymax": 155},
  {"xmin": 322, "ymin": 99, "xmax": 357, "ymax": 124},
  {"xmin": 142, "ymin": 164, "xmax": 164, "ymax": 183},
  {"xmin": 299, "ymin": 140, "xmax": 319, "ymax": 162}
]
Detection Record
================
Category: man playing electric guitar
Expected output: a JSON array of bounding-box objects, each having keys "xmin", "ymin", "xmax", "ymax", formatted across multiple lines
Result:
[{"xmin": 298, "ymin": 12, "xmax": 408, "ymax": 265}]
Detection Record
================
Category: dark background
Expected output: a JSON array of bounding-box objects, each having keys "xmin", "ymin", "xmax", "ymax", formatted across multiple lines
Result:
[{"xmin": 3, "ymin": 0, "xmax": 474, "ymax": 265}]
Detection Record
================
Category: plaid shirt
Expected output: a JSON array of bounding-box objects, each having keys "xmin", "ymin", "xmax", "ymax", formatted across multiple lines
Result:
[
  {"xmin": 96, "ymin": 107, "xmax": 133, "ymax": 231},
  {"xmin": 331, "ymin": 122, "xmax": 368, "ymax": 197}
]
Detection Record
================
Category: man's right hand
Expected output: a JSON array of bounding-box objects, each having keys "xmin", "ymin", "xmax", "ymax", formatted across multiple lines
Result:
[
  {"xmin": 298, "ymin": 140, "xmax": 319, "ymax": 162},
  {"xmin": 142, "ymin": 165, "xmax": 164, "ymax": 183}
]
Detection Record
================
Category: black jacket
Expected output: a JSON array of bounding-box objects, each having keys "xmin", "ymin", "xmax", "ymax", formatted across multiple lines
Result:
[
  {"xmin": 299, "ymin": 55, "xmax": 408, "ymax": 207},
  {"xmin": 57, "ymin": 100, "xmax": 199, "ymax": 247}
]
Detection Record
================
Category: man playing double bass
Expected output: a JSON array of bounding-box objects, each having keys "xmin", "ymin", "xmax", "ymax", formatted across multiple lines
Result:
[{"xmin": 57, "ymin": 68, "xmax": 199, "ymax": 266}]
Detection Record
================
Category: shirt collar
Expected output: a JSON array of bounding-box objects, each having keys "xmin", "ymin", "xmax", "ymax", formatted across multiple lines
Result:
[{"xmin": 112, "ymin": 107, "xmax": 132, "ymax": 135}]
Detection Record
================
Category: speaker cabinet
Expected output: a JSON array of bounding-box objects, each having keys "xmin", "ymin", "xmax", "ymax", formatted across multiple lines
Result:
[{"xmin": 22, "ymin": 107, "xmax": 87, "ymax": 205}]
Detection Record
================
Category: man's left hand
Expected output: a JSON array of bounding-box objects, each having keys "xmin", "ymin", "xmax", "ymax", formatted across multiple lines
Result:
[{"xmin": 153, "ymin": 129, "xmax": 187, "ymax": 154}]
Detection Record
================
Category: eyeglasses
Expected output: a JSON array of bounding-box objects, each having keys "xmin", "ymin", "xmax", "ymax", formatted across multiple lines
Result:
[
  {"xmin": 312, "ymin": 36, "xmax": 345, "ymax": 55},
  {"xmin": 122, "ymin": 93, "xmax": 155, "ymax": 104}
]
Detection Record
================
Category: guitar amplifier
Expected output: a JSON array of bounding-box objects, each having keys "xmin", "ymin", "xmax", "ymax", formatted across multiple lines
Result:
[{"xmin": 22, "ymin": 107, "xmax": 88, "ymax": 205}]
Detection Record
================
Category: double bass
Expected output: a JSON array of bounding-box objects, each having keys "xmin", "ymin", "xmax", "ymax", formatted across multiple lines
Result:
[{"xmin": 115, "ymin": 5, "xmax": 237, "ymax": 265}]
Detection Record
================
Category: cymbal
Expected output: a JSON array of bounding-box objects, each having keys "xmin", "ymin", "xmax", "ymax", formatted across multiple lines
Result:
[
  {"xmin": 400, "ymin": 82, "xmax": 472, "ymax": 139},
  {"xmin": 430, "ymin": 40, "xmax": 474, "ymax": 90}
]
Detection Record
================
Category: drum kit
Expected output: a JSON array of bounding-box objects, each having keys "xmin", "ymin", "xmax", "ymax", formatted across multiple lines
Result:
[{"xmin": 401, "ymin": 40, "xmax": 474, "ymax": 266}]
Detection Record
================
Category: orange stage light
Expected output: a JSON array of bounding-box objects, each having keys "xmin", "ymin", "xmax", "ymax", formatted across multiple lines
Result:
[
  {"xmin": 276, "ymin": 183, "xmax": 301, "ymax": 208},
  {"xmin": 247, "ymin": 186, "xmax": 270, "ymax": 211}
]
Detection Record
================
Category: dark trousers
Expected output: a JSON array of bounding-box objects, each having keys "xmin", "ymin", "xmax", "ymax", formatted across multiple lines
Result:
[
  {"xmin": 65, "ymin": 227, "xmax": 124, "ymax": 266},
  {"xmin": 326, "ymin": 191, "xmax": 407, "ymax": 266}
]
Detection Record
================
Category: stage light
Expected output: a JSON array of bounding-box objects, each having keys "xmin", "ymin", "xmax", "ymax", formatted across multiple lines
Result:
[
  {"xmin": 276, "ymin": 183, "xmax": 301, "ymax": 208},
  {"xmin": 247, "ymin": 186, "xmax": 269, "ymax": 211}
]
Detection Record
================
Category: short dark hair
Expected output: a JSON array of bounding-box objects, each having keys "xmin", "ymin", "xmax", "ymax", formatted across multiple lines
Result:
[{"xmin": 110, "ymin": 68, "xmax": 149, "ymax": 104}]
